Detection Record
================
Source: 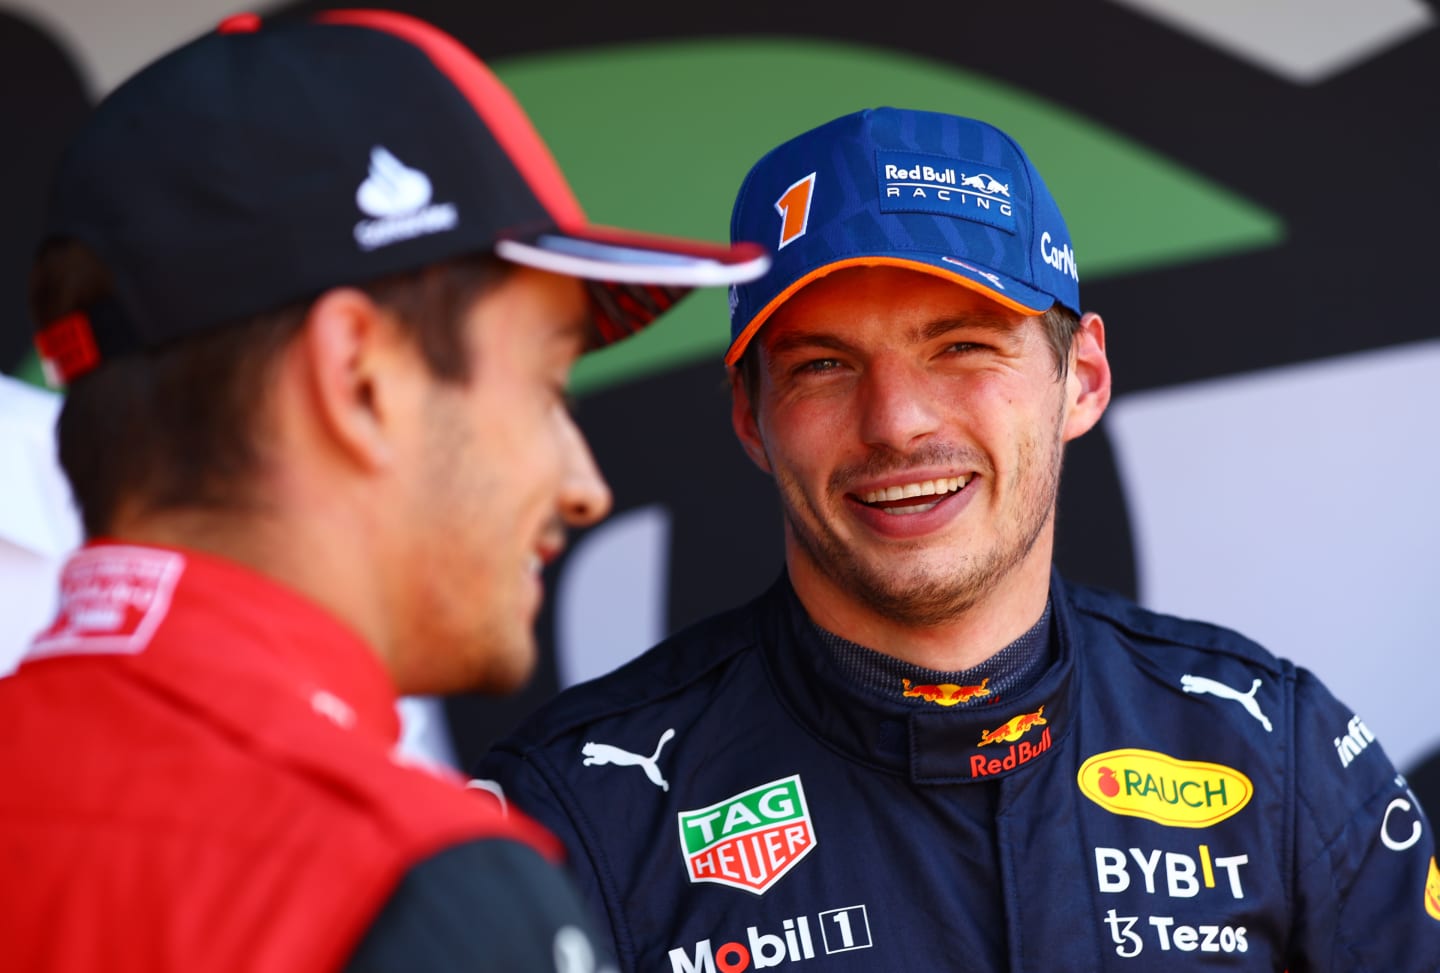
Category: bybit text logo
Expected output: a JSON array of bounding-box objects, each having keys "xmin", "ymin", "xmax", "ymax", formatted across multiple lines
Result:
[
  {"xmin": 1093, "ymin": 844, "xmax": 1249, "ymax": 900},
  {"xmin": 353, "ymin": 146, "xmax": 458, "ymax": 251},
  {"xmin": 1077, "ymin": 749, "xmax": 1253, "ymax": 827}
]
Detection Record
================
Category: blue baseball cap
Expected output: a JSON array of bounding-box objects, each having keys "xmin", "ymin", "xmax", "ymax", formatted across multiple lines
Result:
[{"xmin": 726, "ymin": 107, "xmax": 1079, "ymax": 365}]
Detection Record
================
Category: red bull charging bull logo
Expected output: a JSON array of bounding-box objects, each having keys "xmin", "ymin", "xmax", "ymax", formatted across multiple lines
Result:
[
  {"xmin": 901, "ymin": 677, "xmax": 990, "ymax": 706},
  {"xmin": 1077, "ymin": 749, "xmax": 1253, "ymax": 828},
  {"xmin": 677, "ymin": 775, "xmax": 816, "ymax": 894},
  {"xmin": 970, "ymin": 706, "xmax": 1052, "ymax": 777},
  {"xmin": 977, "ymin": 706, "xmax": 1047, "ymax": 746}
]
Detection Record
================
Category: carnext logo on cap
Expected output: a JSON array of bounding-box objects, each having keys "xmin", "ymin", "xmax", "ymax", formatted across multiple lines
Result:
[{"xmin": 877, "ymin": 151, "xmax": 1015, "ymax": 232}]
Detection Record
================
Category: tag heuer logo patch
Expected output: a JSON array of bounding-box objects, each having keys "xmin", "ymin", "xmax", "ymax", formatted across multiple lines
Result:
[{"xmin": 677, "ymin": 775, "xmax": 816, "ymax": 894}]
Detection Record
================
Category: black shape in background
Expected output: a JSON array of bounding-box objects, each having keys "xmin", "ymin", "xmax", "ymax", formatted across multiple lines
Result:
[
  {"xmin": 1410, "ymin": 748, "xmax": 1440, "ymax": 829},
  {"xmin": 0, "ymin": 11, "xmax": 90, "ymax": 372}
]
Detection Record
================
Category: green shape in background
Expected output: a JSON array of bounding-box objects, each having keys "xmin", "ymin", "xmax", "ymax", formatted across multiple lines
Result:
[{"xmin": 497, "ymin": 37, "xmax": 1283, "ymax": 396}]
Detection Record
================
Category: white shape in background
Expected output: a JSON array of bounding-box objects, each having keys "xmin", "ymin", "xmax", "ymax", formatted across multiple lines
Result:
[
  {"xmin": 556, "ymin": 505, "xmax": 670, "ymax": 689},
  {"xmin": 1107, "ymin": 340, "xmax": 1440, "ymax": 772},
  {"xmin": 0, "ymin": 376, "xmax": 82, "ymax": 674},
  {"xmin": 6, "ymin": 0, "xmax": 253, "ymax": 97},
  {"xmin": 396, "ymin": 695, "xmax": 459, "ymax": 770},
  {"xmin": 1108, "ymin": 0, "xmax": 1435, "ymax": 84}
]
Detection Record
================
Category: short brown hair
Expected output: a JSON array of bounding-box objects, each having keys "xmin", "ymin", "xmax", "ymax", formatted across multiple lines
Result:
[
  {"xmin": 734, "ymin": 301, "xmax": 1083, "ymax": 407},
  {"xmin": 31, "ymin": 240, "xmax": 512, "ymax": 537}
]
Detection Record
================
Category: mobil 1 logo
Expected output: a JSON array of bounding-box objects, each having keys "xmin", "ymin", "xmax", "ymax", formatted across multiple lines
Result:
[{"xmin": 669, "ymin": 905, "xmax": 872, "ymax": 972}]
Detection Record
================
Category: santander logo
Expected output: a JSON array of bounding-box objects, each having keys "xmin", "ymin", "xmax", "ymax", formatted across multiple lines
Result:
[{"xmin": 353, "ymin": 146, "xmax": 458, "ymax": 251}]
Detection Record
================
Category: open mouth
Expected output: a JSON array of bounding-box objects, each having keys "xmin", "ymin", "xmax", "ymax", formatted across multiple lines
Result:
[{"xmin": 854, "ymin": 475, "xmax": 972, "ymax": 515}]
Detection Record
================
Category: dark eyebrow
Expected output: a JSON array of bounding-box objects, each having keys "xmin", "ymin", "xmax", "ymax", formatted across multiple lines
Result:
[
  {"xmin": 766, "ymin": 312, "xmax": 1024, "ymax": 359},
  {"xmin": 765, "ymin": 329, "xmax": 860, "ymax": 359},
  {"xmin": 909, "ymin": 314, "xmax": 1021, "ymax": 344}
]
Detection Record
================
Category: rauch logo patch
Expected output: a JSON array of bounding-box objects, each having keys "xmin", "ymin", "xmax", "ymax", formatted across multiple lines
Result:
[
  {"xmin": 1077, "ymin": 749, "xmax": 1253, "ymax": 828},
  {"xmin": 677, "ymin": 775, "xmax": 816, "ymax": 894}
]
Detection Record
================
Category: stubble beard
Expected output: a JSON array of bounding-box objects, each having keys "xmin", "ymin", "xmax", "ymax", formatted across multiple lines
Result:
[{"xmin": 776, "ymin": 412, "xmax": 1065, "ymax": 629}]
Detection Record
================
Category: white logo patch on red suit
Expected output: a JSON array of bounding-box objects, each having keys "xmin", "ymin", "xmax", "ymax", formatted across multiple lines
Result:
[{"xmin": 29, "ymin": 546, "xmax": 185, "ymax": 659}]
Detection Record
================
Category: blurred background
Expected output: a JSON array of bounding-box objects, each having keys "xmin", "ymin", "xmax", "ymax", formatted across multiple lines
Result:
[{"xmin": 2, "ymin": 0, "xmax": 1436, "ymax": 811}]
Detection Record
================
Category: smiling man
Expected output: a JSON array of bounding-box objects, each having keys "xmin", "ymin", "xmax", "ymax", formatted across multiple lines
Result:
[
  {"xmin": 481, "ymin": 108, "xmax": 1440, "ymax": 971},
  {"xmin": 0, "ymin": 11, "xmax": 767, "ymax": 973}
]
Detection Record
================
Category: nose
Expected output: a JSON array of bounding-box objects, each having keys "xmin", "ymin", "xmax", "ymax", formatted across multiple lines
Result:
[
  {"xmin": 857, "ymin": 357, "xmax": 942, "ymax": 453},
  {"xmin": 556, "ymin": 407, "xmax": 613, "ymax": 528}
]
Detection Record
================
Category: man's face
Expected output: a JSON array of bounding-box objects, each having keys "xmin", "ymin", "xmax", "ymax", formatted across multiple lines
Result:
[
  {"xmin": 396, "ymin": 266, "xmax": 609, "ymax": 694},
  {"xmin": 732, "ymin": 265, "xmax": 1104, "ymax": 629}
]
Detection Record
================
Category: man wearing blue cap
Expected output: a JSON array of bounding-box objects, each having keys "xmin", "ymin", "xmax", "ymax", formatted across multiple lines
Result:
[{"xmin": 481, "ymin": 109, "xmax": 1440, "ymax": 971}]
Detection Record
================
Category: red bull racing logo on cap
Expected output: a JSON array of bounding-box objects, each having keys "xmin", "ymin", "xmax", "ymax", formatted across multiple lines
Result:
[
  {"xmin": 877, "ymin": 150, "xmax": 1016, "ymax": 231},
  {"xmin": 678, "ymin": 775, "xmax": 816, "ymax": 894},
  {"xmin": 1078, "ymin": 749, "xmax": 1253, "ymax": 828}
]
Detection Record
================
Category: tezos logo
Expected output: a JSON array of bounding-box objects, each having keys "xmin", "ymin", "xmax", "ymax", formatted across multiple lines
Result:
[
  {"xmin": 1077, "ymin": 749, "xmax": 1253, "ymax": 828},
  {"xmin": 353, "ymin": 146, "xmax": 458, "ymax": 251},
  {"xmin": 1039, "ymin": 230, "xmax": 1079, "ymax": 281},
  {"xmin": 677, "ymin": 775, "xmax": 815, "ymax": 894},
  {"xmin": 669, "ymin": 905, "xmax": 872, "ymax": 972}
]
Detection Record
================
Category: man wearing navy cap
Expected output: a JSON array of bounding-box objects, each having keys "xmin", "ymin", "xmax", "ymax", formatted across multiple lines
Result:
[
  {"xmin": 0, "ymin": 10, "xmax": 767, "ymax": 973},
  {"xmin": 482, "ymin": 108, "xmax": 1440, "ymax": 971}
]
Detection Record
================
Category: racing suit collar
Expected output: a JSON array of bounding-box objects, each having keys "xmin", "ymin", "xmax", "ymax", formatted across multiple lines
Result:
[
  {"xmin": 762, "ymin": 569, "xmax": 1078, "ymax": 785},
  {"xmin": 25, "ymin": 540, "xmax": 404, "ymax": 751}
]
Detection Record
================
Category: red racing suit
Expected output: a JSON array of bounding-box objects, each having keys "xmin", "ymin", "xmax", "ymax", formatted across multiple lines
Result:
[{"xmin": 0, "ymin": 542, "xmax": 575, "ymax": 972}]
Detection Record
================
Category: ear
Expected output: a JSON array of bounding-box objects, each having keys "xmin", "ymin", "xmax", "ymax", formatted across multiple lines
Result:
[
  {"xmin": 1061, "ymin": 311, "xmax": 1112, "ymax": 443},
  {"xmin": 729, "ymin": 366, "xmax": 773, "ymax": 474},
  {"xmin": 297, "ymin": 288, "xmax": 415, "ymax": 472}
]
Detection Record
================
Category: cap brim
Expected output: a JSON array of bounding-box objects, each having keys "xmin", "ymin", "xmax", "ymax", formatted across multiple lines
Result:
[
  {"xmin": 724, "ymin": 254, "xmax": 1055, "ymax": 365},
  {"xmin": 496, "ymin": 224, "xmax": 769, "ymax": 287},
  {"xmin": 496, "ymin": 224, "xmax": 768, "ymax": 348}
]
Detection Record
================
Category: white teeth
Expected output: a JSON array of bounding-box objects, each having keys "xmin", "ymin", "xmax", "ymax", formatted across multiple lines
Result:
[
  {"xmin": 527, "ymin": 553, "xmax": 543, "ymax": 574},
  {"xmin": 860, "ymin": 475, "xmax": 970, "ymax": 505},
  {"xmin": 888, "ymin": 501, "xmax": 939, "ymax": 516}
]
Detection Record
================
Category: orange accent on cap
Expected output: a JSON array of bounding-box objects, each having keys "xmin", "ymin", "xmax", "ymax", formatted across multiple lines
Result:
[
  {"xmin": 723, "ymin": 256, "xmax": 1050, "ymax": 366},
  {"xmin": 316, "ymin": 9, "xmax": 586, "ymax": 226},
  {"xmin": 35, "ymin": 311, "xmax": 101, "ymax": 386},
  {"xmin": 217, "ymin": 13, "xmax": 262, "ymax": 34}
]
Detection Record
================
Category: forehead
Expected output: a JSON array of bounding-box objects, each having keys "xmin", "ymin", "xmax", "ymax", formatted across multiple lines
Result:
[
  {"xmin": 759, "ymin": 265, "xmax": 1028, "ymax": 351},
  {"xmin": 473, "ymin": 267, "xmax": 589, "ymax": 358}
]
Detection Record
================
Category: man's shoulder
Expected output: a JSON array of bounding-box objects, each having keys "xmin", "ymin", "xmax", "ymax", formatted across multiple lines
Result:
[
  {"xmin": 1061, "ymin": 578, "xmax": 1287, "ymax": 675},
  {"xmin": 500, "ymin": 592, "xmax": 773, "ymax": 753}
]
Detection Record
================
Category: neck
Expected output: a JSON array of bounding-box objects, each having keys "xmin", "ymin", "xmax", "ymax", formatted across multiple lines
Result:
[
  {"xmin": 786, "ymin": 535, "xmax": 1055, "ymax": 671},
  {"xmin": 108, "ymin": 496, "xmax": 392, "ymax": 670}
]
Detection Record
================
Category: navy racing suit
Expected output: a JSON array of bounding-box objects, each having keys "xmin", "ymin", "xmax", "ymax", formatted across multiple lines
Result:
[{"xmin": 479, "ymin": 573, "xmax": 1440, "ymax": 971}]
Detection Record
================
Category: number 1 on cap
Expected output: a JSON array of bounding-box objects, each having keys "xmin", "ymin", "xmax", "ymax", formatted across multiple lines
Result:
[{"xmin": 775, "ymin": 172, "xmax": 817, "ymax": 250}]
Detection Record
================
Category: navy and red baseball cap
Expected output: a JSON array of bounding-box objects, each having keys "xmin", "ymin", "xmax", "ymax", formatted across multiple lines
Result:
[
  {"xmin": 34, "ymin": 10, "xmax": 769, "ymax": 385},
  {"xmin": 726, "ymin": 107, "xmax": 1079, "ymax": 365}
]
